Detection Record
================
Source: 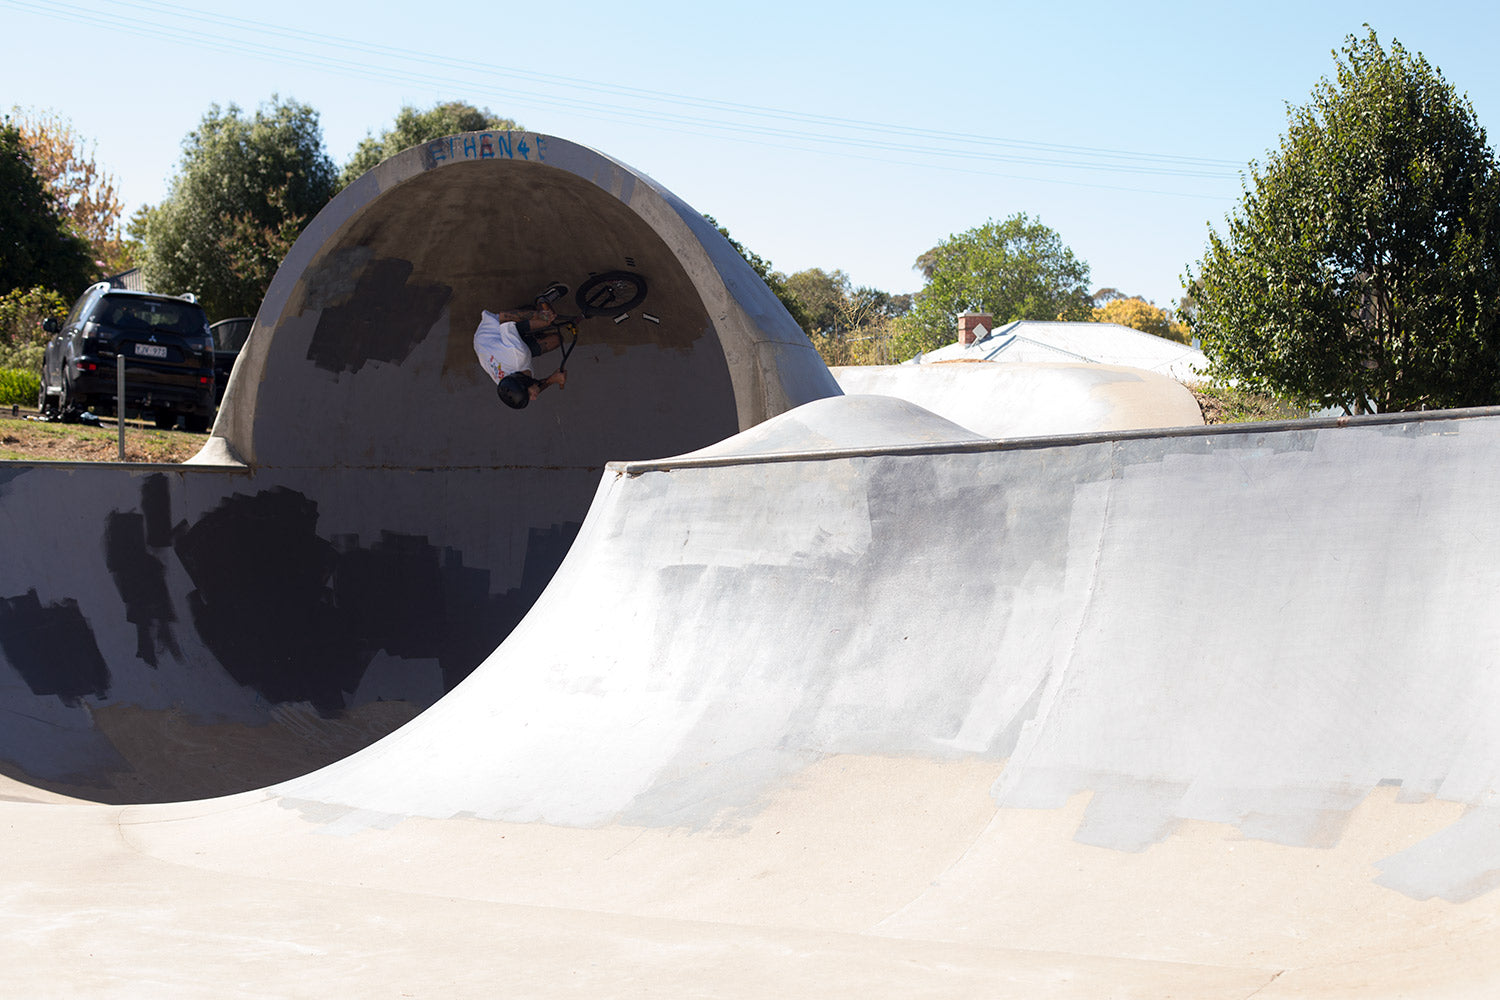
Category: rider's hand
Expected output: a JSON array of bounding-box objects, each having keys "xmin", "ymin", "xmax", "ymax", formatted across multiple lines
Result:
[{"xmin": 551, "ymin": 370, "xmax": 568, "ymax": 389}]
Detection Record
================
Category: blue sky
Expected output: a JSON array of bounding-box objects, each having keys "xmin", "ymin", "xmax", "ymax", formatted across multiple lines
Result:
[{"xmin": 4, "ymin": 0, "xmax": 1498, "ymax": 312}]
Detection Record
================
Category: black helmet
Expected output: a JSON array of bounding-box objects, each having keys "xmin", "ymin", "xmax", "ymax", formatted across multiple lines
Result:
[{"xmin": 497, "ymin": 374, "xmax": 530, "ymax": 409}]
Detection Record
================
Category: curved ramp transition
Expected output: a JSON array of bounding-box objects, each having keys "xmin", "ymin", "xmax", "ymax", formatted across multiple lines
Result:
[{"xmin": 0, "ymin": 131, "xmax": 836, "ymax": 801}]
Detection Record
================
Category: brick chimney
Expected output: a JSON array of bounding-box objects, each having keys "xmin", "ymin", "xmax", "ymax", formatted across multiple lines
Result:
[{"xmin": 958, "ymin": 313, "xmax": 993, "ymax": 347}]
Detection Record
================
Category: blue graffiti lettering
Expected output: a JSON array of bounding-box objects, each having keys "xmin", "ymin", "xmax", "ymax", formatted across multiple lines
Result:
[{"xmin": 429, "ymin": 132, "xmax": 548, "ymax": 164}]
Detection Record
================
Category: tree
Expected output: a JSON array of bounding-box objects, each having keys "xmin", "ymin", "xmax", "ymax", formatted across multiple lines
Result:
[
  {"xmin": 1092, "ymin": 296, "xmax": 1191, "ymax": 344},
  {"xmin": 909, "ymin": 213, "xmax": 1092, "ymax": 353},
  {"xmin": 1185, "ymin": 28, "xmax": 1500, "ymax": 414},
  {"xmin": 139, "ymin": 97, "xmax": 336, "ymax": 319},
  {"xmin": 785, "ymin": 268, "xmax": 851, "ymax": 335},
  {"xmin": 341, "ymin": 101, "xmax": 521, "ymax": 188},
  {"xmin": 0, "ymin": 121, "xmax": 96, "ymax": 297},
  {"xmin": 703, "ymin": 214, "xmax": 811, "ymax": 332},
  {"xmin": 11, "ymin": 109, "xmax": 130, "ymax": 274}
]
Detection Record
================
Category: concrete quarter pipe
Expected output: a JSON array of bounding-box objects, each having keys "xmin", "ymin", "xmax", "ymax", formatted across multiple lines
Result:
[
  {"xmin": 2, "ymin": 133, "xmax": 1499, "ymax": 997},
  {"xmin": 0, "ymin": 130, "xmax": 836, "ymax": 801}
]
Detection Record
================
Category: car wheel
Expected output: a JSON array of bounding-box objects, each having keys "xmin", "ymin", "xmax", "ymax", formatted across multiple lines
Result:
[
  {"xmin": 58, "ymin": 376, "xmax": 81, "ymax": 424},
  {"xmin": 154, "ymin": 413, "xmax": 178, "ymax": 430},
  {"xmin": 183, "ymin": 414, "xmax": 210, "ymax": 434}
]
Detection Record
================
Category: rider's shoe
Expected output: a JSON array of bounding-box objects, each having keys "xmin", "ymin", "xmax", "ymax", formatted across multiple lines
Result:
[{"xmin": 535, "ymin": 282, "xmax": 569, "ymax": 307}]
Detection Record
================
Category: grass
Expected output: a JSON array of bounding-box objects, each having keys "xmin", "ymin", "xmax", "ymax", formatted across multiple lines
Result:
[{"xmin": 0, "ymin": 415, "xmax": 207, "ymax": 463}]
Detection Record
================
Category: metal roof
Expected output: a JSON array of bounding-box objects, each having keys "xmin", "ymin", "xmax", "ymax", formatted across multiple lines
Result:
[{"xmin": 907, "ymin": 320, "xmax": 1208, "ymax": 382}]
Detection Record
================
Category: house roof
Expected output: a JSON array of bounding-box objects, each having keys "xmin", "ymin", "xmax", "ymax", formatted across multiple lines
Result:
[{"xmin": 906, "ymin": 320, "xmax": 1207, "ymax": 383}]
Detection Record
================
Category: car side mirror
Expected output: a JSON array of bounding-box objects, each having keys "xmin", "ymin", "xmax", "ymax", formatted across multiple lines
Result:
[{"xmin": 42, "ymin": 317, "xmax": 60, "ymax": 334}]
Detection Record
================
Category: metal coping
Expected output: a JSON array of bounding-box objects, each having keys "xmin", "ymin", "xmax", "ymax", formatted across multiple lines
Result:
[{"xmin": 608, "ymin": 405, "xmax": 1500, "ymax": 476}]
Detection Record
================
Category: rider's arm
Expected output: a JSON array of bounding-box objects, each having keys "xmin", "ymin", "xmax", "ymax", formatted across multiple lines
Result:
[
  {"xmin": 492, "ymin": 302, "xmax": 556, "ymax": 328},
  {"xmin": 527, "ymin": 369, "xmax": 567, "ymax": 401}
]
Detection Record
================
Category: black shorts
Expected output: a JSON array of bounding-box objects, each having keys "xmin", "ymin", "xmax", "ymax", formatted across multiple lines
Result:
[{"xmin": 520, "ymin": 330, "xmax": 545, "ymax": 357}]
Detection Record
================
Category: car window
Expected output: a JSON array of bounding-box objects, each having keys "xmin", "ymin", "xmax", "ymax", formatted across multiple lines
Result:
[
  {"xmin": 211, "ymin": 319, "xmax": 253, "ymax": 352},
  {"xmin": 94, "ymin": 296, "xmax": 207, "ymax": 337},
  {"xmin": 64, "ymin": 289, "xmax": 98, "ymax": 330}
]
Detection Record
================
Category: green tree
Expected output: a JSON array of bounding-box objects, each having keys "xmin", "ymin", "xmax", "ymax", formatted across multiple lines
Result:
[
  {"xmin": 1185, "ymin": 28, "xmax": 1500, "ymax": 414},
  {"xmin": 341, "ymin": 101, "xmax": 521, "ymax": 188},
  {"xmin": 0, "ymin": 122, "xmax": 97, "ymax": 297},
  {"xmin": 703, "ymin": 214, "xmax": 811, "ymax": 332},
  {"xmin": 909, "ymin": 213, "xmax": 1092, "ymax": 353},
  {"xmin": 784, "ymin": 268, "xmax": 851, "ymax": 335},
  {"xmin": 139, "ymin": 97, "xmax": 336, "ymax": 319}
]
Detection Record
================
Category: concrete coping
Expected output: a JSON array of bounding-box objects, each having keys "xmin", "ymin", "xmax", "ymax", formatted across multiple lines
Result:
[{"xmin": 608, "ymin": 403, "xmax": 1500, "ymax": 476}]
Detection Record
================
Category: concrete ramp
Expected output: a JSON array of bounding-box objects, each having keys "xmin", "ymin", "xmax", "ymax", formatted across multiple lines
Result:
[
  {"xmin": 3, "ymin": 399, "xmax": 1499, "ymax": 996},
  {"xmin": 832, "ymin": 360, "xmax": 1205, "ymax": 436},
  {"xmin": 0, "ymin": 131, "xmax": 836, "ymax": 801}
]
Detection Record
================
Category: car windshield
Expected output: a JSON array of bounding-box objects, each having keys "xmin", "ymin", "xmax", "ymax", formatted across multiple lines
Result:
[
  {"xmin": 211, "ymin": 318, "xmax": 253, "ymax": 352},
  {"xmin": 96, "ymin": 297, "xmax": 206, "ymax": 337}
]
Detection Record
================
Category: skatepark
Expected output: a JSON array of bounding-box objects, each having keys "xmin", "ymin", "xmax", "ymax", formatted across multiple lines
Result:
[{"xmin": 1, "ymin": 132, "xmax": 1498, "ymax": 997}]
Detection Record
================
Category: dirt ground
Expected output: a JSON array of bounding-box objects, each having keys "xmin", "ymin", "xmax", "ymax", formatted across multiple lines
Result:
[{"xmin": 0, "ymin": 407, "xmax": 208, "ymax": 463}]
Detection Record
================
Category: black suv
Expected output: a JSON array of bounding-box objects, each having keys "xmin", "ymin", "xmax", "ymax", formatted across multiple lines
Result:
[{"xmin": 39, "ymin": 282, "xmax": 216, "ymax": 432}]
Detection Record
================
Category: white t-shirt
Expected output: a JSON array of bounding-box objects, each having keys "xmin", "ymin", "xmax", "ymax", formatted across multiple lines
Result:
[{"xmin": 473, "ymin": 311, "xmax": 533, "ymax": 384}]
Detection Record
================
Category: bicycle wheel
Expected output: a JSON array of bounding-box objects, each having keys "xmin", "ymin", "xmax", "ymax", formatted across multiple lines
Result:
[{"xmin": 575, "ymin": 271, "xmax": 648, "ymax": 318}]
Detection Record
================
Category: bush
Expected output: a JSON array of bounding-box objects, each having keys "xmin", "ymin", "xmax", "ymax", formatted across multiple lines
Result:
[
  {"xmin": 1189, "ymin": 381, "xmax": 1309, "ymax": 424},
  {"xmin": 810, "ymin": 315, "xmax": 923, "ymax": 367},
  {"xmin": 0, "ymin": 286, "xmax": 67, "ymax": 372},
  {"xmin": 0, "ymin": 368, "xmax": 41, "ymax": 407}
]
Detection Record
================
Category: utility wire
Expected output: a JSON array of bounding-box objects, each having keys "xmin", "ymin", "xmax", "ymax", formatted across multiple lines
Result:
[{"xmin": 1, "ymin": 0, "xmax": 1242, "ymax": 186}]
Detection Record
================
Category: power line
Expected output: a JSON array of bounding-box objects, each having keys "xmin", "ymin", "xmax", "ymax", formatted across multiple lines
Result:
[{"xmin": 0, "ymin": 0, "xmax": 1243, "ymax": 186}]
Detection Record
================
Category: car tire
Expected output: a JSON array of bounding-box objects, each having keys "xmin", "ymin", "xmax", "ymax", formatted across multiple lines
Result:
[
  {"xmin": 58, "ymin": 375, "xmax": 81, "ymax": 424},
  {"xmin": 183, "ymin": 414, "xmax": 210, "ymax": 434}
]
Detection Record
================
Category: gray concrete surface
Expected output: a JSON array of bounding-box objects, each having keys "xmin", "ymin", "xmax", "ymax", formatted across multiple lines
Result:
[
  {"xmin": 832, "ymin": 360, "xmax": 1205, "ymax": 436},
  {"xmin": 4, "ymin": 396, "xmax": 1500, "ymax": 996},
  {"xmin": 0, "ymin": 131, "xmax": 836, "ymax": 801}
]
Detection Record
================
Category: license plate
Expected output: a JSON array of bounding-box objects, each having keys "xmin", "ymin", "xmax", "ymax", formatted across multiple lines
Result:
[{"xmin": 135, "ymin": 343, "xmax": 168, "ymax": 359}]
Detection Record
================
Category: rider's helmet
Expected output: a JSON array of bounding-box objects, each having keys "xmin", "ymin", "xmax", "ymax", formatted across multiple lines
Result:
[{"xmin": 497, "ymin": 374, "xmax": 531, "ymax": 409}]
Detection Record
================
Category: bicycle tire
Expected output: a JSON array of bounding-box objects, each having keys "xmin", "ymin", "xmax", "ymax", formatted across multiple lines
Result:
[{"xmin": 576, "ymin": 271, "xmax": 648, "ymax": 318}]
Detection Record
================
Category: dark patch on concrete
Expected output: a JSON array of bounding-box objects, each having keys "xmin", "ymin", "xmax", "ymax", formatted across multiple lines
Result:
[
  {"xmin": 297, "ymin": 245, "xmax": 375, "ymax": 312},
  {"xmin": 333, "ymin": 521, "xmax": 581, "ymax": 692},
  {"xmin": 174, "ymin": 488, "xmax": 358, "ymax": 712},
  {"xmin": 0, "ymin": 590, "xmax": 110, "ymax": 705},
  {"xmin": 173, "ymin": 487, "xmax": 579, "ymax": 712},
  {"xmin": 306, "ymin": 257, "xmax": 451, "ymax": 374},
  {"xmin": 101, "ymin": 473, "xmax": 181, "ymax": 668},
  {"xmin": 104, "ymin": 510, "xmax": 179, "ymax": 668},
  {"xmin": 140, "ymin": 472, "xmax": 175, "ymax": 549}
]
